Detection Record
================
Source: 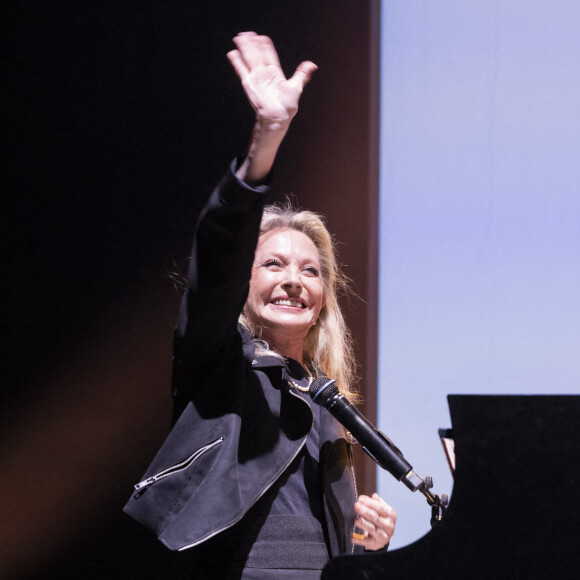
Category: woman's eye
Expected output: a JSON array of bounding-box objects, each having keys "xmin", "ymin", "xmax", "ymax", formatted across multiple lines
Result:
[
  {"xmin": 264, "ymin": 259, "xmax": 282, "ymax": 269},
  {"xmin": 304, "ymin": 266, "xmax": 319, "ymax": 277}
]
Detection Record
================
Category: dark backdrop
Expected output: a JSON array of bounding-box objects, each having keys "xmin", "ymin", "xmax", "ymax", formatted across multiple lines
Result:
[{"xmin": 2, "ymin": 2, "xmax": 379, "ymax": 577}]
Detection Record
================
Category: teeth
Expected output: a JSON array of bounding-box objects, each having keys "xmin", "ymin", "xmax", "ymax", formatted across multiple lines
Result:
[{"xmin": 272, "ymin": 299, "xmax": 304, "ymax": 308}]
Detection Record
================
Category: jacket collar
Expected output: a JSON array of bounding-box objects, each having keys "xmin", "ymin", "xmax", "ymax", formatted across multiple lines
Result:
[{"xmin": 250, "ymin": 355, "xmax": 287, "ymax": 369}]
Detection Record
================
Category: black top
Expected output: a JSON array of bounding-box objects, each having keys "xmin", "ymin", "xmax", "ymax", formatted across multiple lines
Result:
[{"xmin": 187, "ymin": 358, "xmax": 331, "ymax": 577}]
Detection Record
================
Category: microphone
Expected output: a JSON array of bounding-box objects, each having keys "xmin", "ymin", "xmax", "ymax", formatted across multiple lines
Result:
[{"xmin": 309, "ymin": 377, "xmax": 424, "ymax": 491}]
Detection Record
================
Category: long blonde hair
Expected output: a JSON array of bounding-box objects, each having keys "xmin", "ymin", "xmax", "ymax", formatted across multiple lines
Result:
[{"xmin": 239, "ymin": 203, "xmax": 359, "ymax": 402}]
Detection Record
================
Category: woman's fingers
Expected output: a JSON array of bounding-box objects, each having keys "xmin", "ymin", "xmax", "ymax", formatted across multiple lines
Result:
[
  {"xmin": 288, "ymin": 61, "xmax": 318, "ymax": 91},
  {"xmin": 256, "ymin": 35, "xmax": 282, "ymax": 69},
  {"xmin": 226, "ymin": 32, "xmax": 317, "ymax": 123},
  {"xmin": 353, "ymin": 493, "xmax": 397, "ymax": 551},
  {"xmin": 226, "ymin": 49, "xmax": 249, "ymax": 82},
  {"xmin": 232, "ymin": 32, "xmax": 276, "ymax": 71},
  {"xmin": 231, "ymin": 33, "xmax": 316, "ymax": 89}
]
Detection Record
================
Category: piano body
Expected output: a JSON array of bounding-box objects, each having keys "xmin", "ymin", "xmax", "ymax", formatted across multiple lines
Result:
[{"xmin": 323, "ymin": 395, "xmax": 580, "ymax": 579}]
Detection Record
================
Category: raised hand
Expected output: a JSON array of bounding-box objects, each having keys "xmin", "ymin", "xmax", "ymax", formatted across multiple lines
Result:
[
  {"xmin": 227, "ymin": 32, "xmax": 317, "ymax": 128},
  {"xmin": 352, "ymin": 493, "xmax": 397, "ymax": 551},
  {"xmin": 228, "ymin": 32, "xmax": 317, "ymax": 185}
]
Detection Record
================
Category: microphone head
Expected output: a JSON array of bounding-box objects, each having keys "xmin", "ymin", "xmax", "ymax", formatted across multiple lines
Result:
[{"xmin": 309, "ymin": 377, "xmax": 339, "ymax": 406}]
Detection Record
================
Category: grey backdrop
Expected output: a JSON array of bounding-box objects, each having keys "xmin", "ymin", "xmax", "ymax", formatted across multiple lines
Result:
[{"xmin": 378, "ymin": 0, "xmax": 580, "ymax": 549}]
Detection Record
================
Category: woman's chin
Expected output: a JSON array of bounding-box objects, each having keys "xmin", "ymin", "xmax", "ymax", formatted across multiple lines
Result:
[{"xmin": 263, "ymin": 317, "xmax": 312, "ymax": 339}]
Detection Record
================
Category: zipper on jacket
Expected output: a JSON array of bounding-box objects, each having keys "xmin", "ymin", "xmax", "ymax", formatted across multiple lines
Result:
[
  {"xmin": 347, "ymin": 442, "xmax": 360, "ymax": 554},
  {"xmin": 178, "ymin": 391, "xmax": 313, "ymax": 551},
  {"xmin": 133, "ymin": 436, "xmax": 224, "ymax": 497}
]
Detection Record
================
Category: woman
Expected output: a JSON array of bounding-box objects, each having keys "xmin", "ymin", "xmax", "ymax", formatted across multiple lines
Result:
[{"xmin": 124, "ymin": 32, "xmax": 396, "ymax": 579}]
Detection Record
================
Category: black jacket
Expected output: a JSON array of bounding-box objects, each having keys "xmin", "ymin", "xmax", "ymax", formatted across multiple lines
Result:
[{"xmin": 123, "ymin": 162, "xmax": 358, "ymax": 555}]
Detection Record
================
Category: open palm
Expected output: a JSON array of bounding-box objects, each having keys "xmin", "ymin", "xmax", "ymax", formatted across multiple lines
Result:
[{"xmin": 228, "ymin": 33, "xmax": 317, "ymax": 125}]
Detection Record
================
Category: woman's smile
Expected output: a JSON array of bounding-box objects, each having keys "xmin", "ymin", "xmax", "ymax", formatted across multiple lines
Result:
[{"xmin": 270, "ymin": 297, "xmax": 307, "ymax": 309}]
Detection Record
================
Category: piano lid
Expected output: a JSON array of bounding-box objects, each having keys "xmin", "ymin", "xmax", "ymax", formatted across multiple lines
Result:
[{"xmin": 323, "ymin": 395, "xmax": 580, "ymax": 579}]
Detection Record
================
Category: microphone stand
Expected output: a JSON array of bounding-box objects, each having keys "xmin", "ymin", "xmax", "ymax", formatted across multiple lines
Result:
[
  {"xmin": 308, "ymin": 377, "xmax": 448, "ymax": 527},
  {"xmin": 418, "ymin": 475, "xmax": 448, "ymax": 526},
  {"xmin": 381, "ymin": 463, "xmax": 448, "ymax": 527},
  {"xmin": 362, "ymin": 434, "xmax": 448, "ymax": 527}
]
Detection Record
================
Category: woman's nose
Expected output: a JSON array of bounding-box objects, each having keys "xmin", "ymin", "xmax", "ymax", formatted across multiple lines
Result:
[{"xmin": 282, "ymin": 266, "xmax": 302, "ymax": 289}]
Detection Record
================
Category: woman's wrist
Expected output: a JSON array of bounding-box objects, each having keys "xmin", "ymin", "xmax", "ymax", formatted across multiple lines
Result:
[{"xmin": 236, "ymin": 118, "xmax": 289, "ymax": 185}]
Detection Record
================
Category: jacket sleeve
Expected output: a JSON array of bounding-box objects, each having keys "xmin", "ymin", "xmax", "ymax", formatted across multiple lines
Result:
[{"xmin": 172, "ymin": 159, "xmax": 269, "ymax": 400}]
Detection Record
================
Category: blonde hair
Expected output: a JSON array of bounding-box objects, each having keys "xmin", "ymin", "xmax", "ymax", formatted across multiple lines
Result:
[{"xmin": 239, "ymin": 203, "xmax": 359, "ymax": 402}]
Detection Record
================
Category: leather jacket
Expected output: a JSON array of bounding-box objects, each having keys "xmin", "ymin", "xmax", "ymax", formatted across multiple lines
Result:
[{"xmin": 123, "ymin": 162, "xmax": 358, "ymax": 555}]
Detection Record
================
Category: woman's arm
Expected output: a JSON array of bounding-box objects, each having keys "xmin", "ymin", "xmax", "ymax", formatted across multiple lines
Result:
[
  {"xmin": 173, "ymin": 33, "xmax": 317, "ymax": 373},
  {"xmin": 227, "ymin": 32, "xmax": 317, "ymax": 185}
]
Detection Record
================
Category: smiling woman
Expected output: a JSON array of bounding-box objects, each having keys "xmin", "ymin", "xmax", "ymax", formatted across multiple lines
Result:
[
  {"xmin": 240, "ymin": 204, "xmax": 357, "ymax": 403},
  {"xmin": 246, "ymin": 228, "xmax": 325, "ymax": 354},
  {"xmin": 123, "ymin": 32, "xmax": 396, "ymax": 579}
]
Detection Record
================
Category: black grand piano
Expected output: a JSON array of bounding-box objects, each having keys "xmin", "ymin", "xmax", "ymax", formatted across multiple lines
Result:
[{"xmin": 322, "ymin": 395, "xmax": 580, "ymax": 579}]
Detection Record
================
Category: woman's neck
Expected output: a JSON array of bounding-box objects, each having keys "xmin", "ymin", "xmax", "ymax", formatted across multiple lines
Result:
[{"xmin": 263, "ymin": 333, "xmax": 304, "ymax": 364}]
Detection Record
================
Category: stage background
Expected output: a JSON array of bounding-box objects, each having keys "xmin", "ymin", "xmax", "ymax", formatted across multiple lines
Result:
[
  {"xmin": 4, "ymin": 0, "xmax": 579, "ymax": 575},
  {"xmin": 378, "ymin": 0, "xmax": 580, "ymax": 549},
  {"xmin": 2, "ymin": 1, "xmax": 380, "ymax": 577}
]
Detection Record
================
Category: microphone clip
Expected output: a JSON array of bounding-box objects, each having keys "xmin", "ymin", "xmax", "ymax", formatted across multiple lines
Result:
[{"xmin": 418, "ymin": 475, "xmax": 448, "ymax": 526}]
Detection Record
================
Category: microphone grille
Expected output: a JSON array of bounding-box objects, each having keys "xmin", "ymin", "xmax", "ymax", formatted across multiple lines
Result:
[{"xmin": 309, "ymin": 376, "xmax": 339, "ymax": 406}]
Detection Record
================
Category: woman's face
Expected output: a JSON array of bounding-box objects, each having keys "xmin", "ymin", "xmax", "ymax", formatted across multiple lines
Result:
[{"xmin": 246, "ymin": 228, "xmax": 325, "ymax": 347}]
